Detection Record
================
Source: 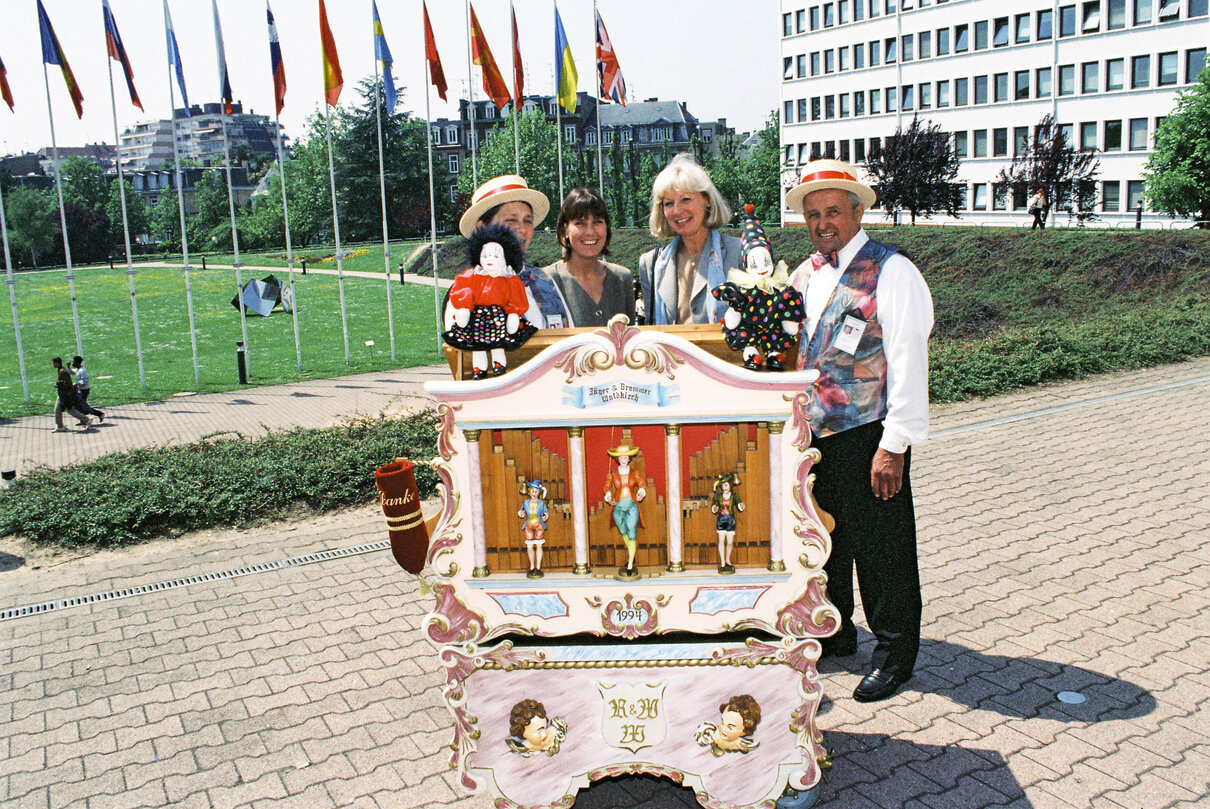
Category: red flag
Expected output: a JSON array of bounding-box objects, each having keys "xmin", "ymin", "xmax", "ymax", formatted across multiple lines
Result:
[
  {"xmin": 469, "ymin": 4, "xmax": 510, "ymax": 110},
  {"xmin": 0, "ymin": 54, "xmax": 13, "ymax": 112},
  {"xmin": 511, "ymin": 4, "xmax": 523, "ymax": 108},
  {"xmin": 318, "ymin": 0, "xmax": 343, "ymax": 106},
  {"xmin": 423, "ymin": 1, "xmax": 447, "ymax": 101}
]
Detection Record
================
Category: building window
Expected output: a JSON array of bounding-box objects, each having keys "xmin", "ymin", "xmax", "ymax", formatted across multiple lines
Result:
[
  {"xmin": 955, "ymin": 184, "xmax": 969, "ymax": 210},
  {"xmin": 1108, "ymin": 0, "xmax": 1127, "ymax": 26},
  {"xmin": 1060, "ymin": 4, "xmax": 1077, "ymax": 35},
  {"xmin": 806, "ymin": 52, "xmax": 817, "ymax": 76},
  {"xmin": 586, "ymin": 129, "xmax": 597, "ymax": 146},
  {"xmin": 431, "ymin": 128, "xmax": 442, "ymax": 145},
  {"xmin": 1191, "ymin": 0, "xmax": 1208, "ymax": 16},
  {"xmin": 993, "ymin": 184, "xmax": 1007, "ymax": 210},
  {"xmin": 1080, "ymin": 121, "xmax": 1098, "ymax": 149},
  {"xmin": 902, "ymin": 35, "xmax": 914, "ymax": 61},
  {"xmin": 1158, "ymin": 0, "xmax": 1179, "ymax": 19},
  {"xmin": 937, "ymin": 27, "xmax": 950, "ymax": 54},
  {"xmin": 973, "ymin": 129, "xmax": 988, "ymax": 157},
  {"xmin": 840, "ymin": 139, "xmax": 851, "ymax": 162},
  {"xmin": 1132, "ymin": 55, "xmax": 1151, "ymax": 87},
  {"xmin": 869, "ymin": 40, "xmax": 881, "ymax": 65},
  {"xmin": 1038, "ymin": 9, "xmax": 1054, "ymax": 38},
  {"xmin": 973, "ymin": 184, "xmax": 988, "ymax": 210},
  {"xmin": 785, "ymin": 100, "xmax": 795, "ymax": 123},
  {"xmin": 446, "ymin": 125, "xmax": 459, "ymax": 143},
  {"xmin": 901, "ymin": 85, "xmax": 914, "ymax": 111},
  {"xmin": 993, "ymin": 128, "xmax": 1008, "ymax": 156},
  {"xmin": 855, "ymin": 138, "xmax": 867, "ymax": 162},
  {"xmin": 1037, "ymin": 67, "xmax": 1053, "ymax": 97},
  {"xmin": 825, "ymin": 50, "xmax": 835, "ymax": 73},
  {"xmin": 484, "ymin": 105, "xmax": 495, "ymax": 119},
  {"xmin": 784, "ymin": 56, "xmax": 794, "ymax": 81},
  {"xmin": 955, "ymin": 24, "xmax": 969, "ymax": 52},
  {"xmin": 919, "ymin": 31, "xmax": 932, "ymax": 58},
  {"xmin": 840, "ymin": 94, "xmax": 851, "ymax": 117},
  {"xmin": 919, "ymin": 83, "xmax": 932, "ymax": 108},
  {"xmin": 783, "ymin": 12, "xmax": 793, "ymax": 36},
  {"xmin": 800, "ymin": 143, "xmax": 812, "ymax": 163},
  {"xmin": 839, "ymin": 46, "xmax": 849, "ymax": 71},
  {"xmin": 825, "ymin": 95, "xmax": 836, "ymax": 119},
  {"xmin": 885, "ymin": 37, "xmax": 897, "ymax": 62},
  {"xmin": 824, "ymin": 141, "xmax": 836, "ymax": 159},
  {"xmin": 1014, "ymin": 126, "xmax": 1030, "ymax": 155},
  {"xmin": 1127, "ymin": 180, "xmax": 1145, "ymax": 210},
  {"xmin": 605, "ymin": 129, "xmax": 615, "ymax": 145},
  {"xmin": 1102, "ymin": 181, "xmax": 1121, "ymax": 211},
  {"xmin": 1015, "ymin": 70, "xmax": 1030, "ymax": 99},
  {"xmin": 854, "ymin": 91, "xmax": 865, "ymax": 115},
  {"xmin": 854, "ymin": 43, "xmax": 865, "ymax": 68},
  {"xmin": 1082, "ymin": 61, "xmax": 1099, "ymax": 92},
  {"xmin": 1158, "ymin": 51, "xmax": 1178, "ymax": 84},
  {"xmin": 1083, "ymin": 1, "xmax": 1102, "ymax": 31},
  {"xmin": 798, "ymin": 54, "xmax": 808, "ymax": 77},
  {"xmin": 448, "ymin": 153, "xmax": 460, "ymax": 173},
  {"xmin": 1129, "ymin": 117, "xmax": 1148, "ymax": 149},
  {"xmin": 839, "ymin": 0, "xmax": 850, "ymax": 23},
  {"xmin": 937, "ymin": 80, "xmax": 950, "ymax": 106},
  {"xmin": 854, "ymin": 0, "xmax": 864, "ymax": 20},
  {"xmin": 870, "ymin": 89, "xmax": 881, "ymax": 114},
  {"xmin": 1058, "ymin": 122, "xmax": 1075, "ymax": 144},
  {"xmin": 1104, "ymin": 119, "xmax": 1122, "ymax": 150},
  {"xmin": 886, "ymin": 86, "xmax": 898, "ymax": 112},
  {"xmin": 995, "ymin": 73, "xmax": 1009, "ymax": 101},
  {"xmin": 1187, "ymin": 48, "xmax": 1207, "ymax": 82},
  {"xmin": 450, "ymin": 185, "xmax": 458, "ymax": 203},
  {"xmin": 974, "ymin": 75, "xmax": 989, "ymax": 104},
  {"xmin": 1104, "ymin": 59, "xmax": 1124, "ymax": 90},
  {"xmin": 993, "ymin": 17, "xmax": 1010, "ymax": 46},
  {"xmin": 1015, "ymin": 14, "xmax": 1030, "ymax": 42},
  {"xmin": 869, "ymin": 0, "xmax": 881, "ymax": 17},
  {"xmin": 1133, "ymin": 0, "xmax": 1152, "ymax": 23},
  {"xmin": 824, "ymin": 3, "xmax": 836, "ymax": 26},
  {"xmin": 955, "ymin": 77, "xmax": 969, "ymax": 105},
  {"xmin": 799, "ymin": 98, "xmax": 810, "ymax": 121},
  {"xmin": 565, "ymin": 125, "xmax": 576, "ymax": 143},
  {"xmin": 954, "ymin": 131, "xmax": 968, "ymax": 157},
  {"xmin": 975, "ymin": 20, "xmax": 989, "ymax": 49}
]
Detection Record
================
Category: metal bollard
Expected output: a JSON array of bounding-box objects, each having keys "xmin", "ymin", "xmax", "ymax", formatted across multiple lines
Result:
[
  {"xmin": 399, "ymin": 262, "xmax": 406, "ymax": 285},
  {"xmin": 202, "ymin": 255, "xmax": 207, "ymax": 270},
  {"xmin": 236, "ymin": 341, "xmax": 247, "ymax": 384},
  {"xmin": 1135, "ymin": 206, "xmax": 1143, "ymax": 229},
  {"xmin": 301, "ymin": 259, "xmax": 307, "ymax": 275}
]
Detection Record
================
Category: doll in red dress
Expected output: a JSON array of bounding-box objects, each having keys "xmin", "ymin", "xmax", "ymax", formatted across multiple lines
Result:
[{"xmin": 443, "ymin": 224, "xmax": 537, "ymax": 379}]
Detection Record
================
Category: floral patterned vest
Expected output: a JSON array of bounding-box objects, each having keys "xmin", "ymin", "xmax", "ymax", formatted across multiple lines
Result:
[{"xmin": 796, "ymin": 238, "xmax": 900, "ymax": 437}]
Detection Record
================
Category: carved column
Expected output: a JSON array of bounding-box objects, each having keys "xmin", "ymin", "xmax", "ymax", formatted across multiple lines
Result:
[
  {"xmin": 464, "ymin": 429, "xmax": 489, "ymax": 577},
  {"xmin": 767, "ymin": 421, "xmax": 787, "ymax": 572},
  {"xmin": 568, "ymin": 426, "xmax": 590, "ymax": 574},
  {"xmin": 664, "ymin": 424, "xmax": 684, "ymax": 572}
]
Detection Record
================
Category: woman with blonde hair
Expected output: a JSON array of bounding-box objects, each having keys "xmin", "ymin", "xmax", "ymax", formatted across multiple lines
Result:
[{"xmin": 638, "ymin": 154, "xmax": 741, "ymax": 325}]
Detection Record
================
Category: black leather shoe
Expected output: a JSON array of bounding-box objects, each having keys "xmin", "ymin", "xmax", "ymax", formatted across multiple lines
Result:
[
  {"xmin": 819, "ymin": 635, "xmax": 857, "ymax": 659},
  {"xmin": 853, "ymin": 668, "xmax": 911, "ymax": 702}
]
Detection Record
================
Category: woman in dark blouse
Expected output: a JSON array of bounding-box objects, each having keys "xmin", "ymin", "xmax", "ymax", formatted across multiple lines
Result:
[{"xmin": 544, "ymin": 188, "xmax": 635, "ymax": 328}]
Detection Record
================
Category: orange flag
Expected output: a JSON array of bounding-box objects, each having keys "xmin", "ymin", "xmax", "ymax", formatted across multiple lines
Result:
[
  {"xmin": 423, "ymin": 1, "xmax": 447, "ymax": 101},
  {"xmin": 469, "ymin": 3, "xmax": 510, "ymax": 110},
  {"xmin": 318, "ymin": 0, "xmax": 343, "ymax": 106}
]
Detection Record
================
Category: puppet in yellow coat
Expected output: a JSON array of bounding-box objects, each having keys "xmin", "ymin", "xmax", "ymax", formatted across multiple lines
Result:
[{"xmin": 603, "ymin": 444, "xmax": 646, "ymax": 577}]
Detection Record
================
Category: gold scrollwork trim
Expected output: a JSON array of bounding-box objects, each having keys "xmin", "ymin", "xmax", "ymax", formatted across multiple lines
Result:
[
  {"xmin": 476, "ymin": 655, "xmax": 784, "ymax": 670},
  {"xmin": 472, "ymin": 565, "xmax": 490, "ymax": 578},
  {"xmin": 768, "ymin": 420, "xmax": 786, "ymax": 435},
  {"xmin": 567, "ymin": 426, "xmax": 584, "ymax": 438},
  {"xmin": 664, "ymin": 424, "xmax": 681, "ymax": 436},
  {"xmin": 573, "ymin": 563, "xmax": 591, "ymax": 574},
  {"xmin": 767, "ymin": 560, "xmax": 787, "ymax": 572},
  {"xmin": 463, "ymin": 429, "xmax": 481, "ymax": 441},
  {"xmin": 667, "ymin": 562, "xmax": 686, "ymax": 573}
]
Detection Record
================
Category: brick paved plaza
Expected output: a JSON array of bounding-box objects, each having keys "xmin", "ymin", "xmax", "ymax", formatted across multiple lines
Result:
[{"xmin": 2, "ymin": 358, "xmax": 1208, "ymax": 808}]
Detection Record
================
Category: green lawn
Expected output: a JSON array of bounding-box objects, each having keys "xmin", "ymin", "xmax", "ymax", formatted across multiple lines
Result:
[
  {"xmin": 0, "ymin": 264, "xmax": 446, "ymax": 418},
  {"xmin": 158, "ymin": 238, "xmax": 437, "ymax": 276}
]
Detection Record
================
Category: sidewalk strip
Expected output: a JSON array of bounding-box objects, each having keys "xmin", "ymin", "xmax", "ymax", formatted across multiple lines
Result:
[{"xmin": 0, "ymin": 540, "xmax": 389, "ymax": 622}]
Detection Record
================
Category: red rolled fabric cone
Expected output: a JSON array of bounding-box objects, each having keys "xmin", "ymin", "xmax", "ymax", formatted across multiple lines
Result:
[{"xmin": 375, "ymin": 459, "xmax": 429, "ymax": 574}]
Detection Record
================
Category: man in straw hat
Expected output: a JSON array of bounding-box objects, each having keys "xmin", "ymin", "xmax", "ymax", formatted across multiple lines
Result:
[
  {"xmin": 458, "ymin": 175, "xmax": 571, "ymax": 329},
  {"xmin": 603, "ymin": 443, "xmax": 646, "ymax": 578},
  {"xmin": 785, "ymin": 159, "xmax": 934, "ymax": 703}
]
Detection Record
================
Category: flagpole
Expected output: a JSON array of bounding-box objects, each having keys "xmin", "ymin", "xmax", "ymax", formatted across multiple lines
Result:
[
  {"xmin": 40, "ymin": 60, "xmax": 84, "ymax": 358},
  {"xmin": 593, "ymin": 0, "xmax": 604, "ymax": 194},
  {"xmin": 423, "ymin": 42, "xmax": 442, "ymax": 352},
  {"xmin": 465, "ymin": 0, "xmax": 477, "ymax": 188},
  {"xmin": 105, "ymin": 27, "xmax": 145, "ymax": 392},
  {"xmin": 372, "ymin": 30, "xmax": 397, "ymax": 362},
  {"xmin": 275, "ymin": 113, "xmax": 301, "ymax": 371},
  {"xmin": 555, "ymin": 2, "xmax": 564, "ymax": 203},
  {"xmin": 323, "ymin": 105, "xmax": 350, "ymax": 365},
  {"xmin": 511, "ymin": 0, "xmax": 520, "ymax": 175},
  {"xmin": 0, "ymin": 181, "xmax": 30, "ymax": 404},
  {"xmin": 220, "ymin": 113, "xmax": 250, "ymax": 375}
]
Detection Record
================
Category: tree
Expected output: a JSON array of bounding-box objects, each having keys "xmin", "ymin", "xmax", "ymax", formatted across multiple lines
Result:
[
  {"xmin": 59, "ymin": 156, "xmax": 109, "ymax": 214},
  {"xmin": 189, "ymin": 169, "xmax": 233, "ymax": 250},
  {"xmin": 150, "ymin": 191, "xmax": 182, "ymax": 251},
  {"xmin": 105, "ymin": 179, "xmax": 150, "ymax": 249},
  {"xmin": 740, "ymin": 111, "xmax": 783, "ymax": 226},
  {"xmin": 456, "ymin": 109, "xmax": 567, "ymax": 212},
  {"xmin": 996, "ymin": 114, "xmax": 1100, "ymax": 224},
  {"xmin": 704, "ymin": 132, "xmax": 744, "ymax": 226},
  {"xmin": 1144, "ymin": 66, "xmax": 1210, "ymax": 225},
  {"xmin": 865, "ymin": 115, "xmax": 961, "ymax": 225},
  {"xmin": 4, "ymin": 186, "xmax": 58, "ymax": 267}
]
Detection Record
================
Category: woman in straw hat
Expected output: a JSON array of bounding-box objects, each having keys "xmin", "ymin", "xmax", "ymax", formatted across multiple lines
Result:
[
  {"xmin": 456, "ymin": 174, "xmax": 571, "ymax": 329},
  {"xmin": 638, "ymin": 154, "xmax": 742, "ymax": 325},
  {"xmin": 603, "ymin": 443, "xmax": 646, "ymax": 577}
]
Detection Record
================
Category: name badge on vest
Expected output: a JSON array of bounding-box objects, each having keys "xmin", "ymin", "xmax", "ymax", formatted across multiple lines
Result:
[
  {"xmin": 833, "ymin": 314, "xmax": 867, "ymax": 354},
  {"xmin": 546, "ymin": 314, "xmax": 565, "ymax": 328}
]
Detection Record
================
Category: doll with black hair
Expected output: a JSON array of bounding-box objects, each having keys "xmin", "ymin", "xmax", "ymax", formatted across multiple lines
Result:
[{"xmin": 443, "ymin": 223, "xmax": 537, "ymax": 379}]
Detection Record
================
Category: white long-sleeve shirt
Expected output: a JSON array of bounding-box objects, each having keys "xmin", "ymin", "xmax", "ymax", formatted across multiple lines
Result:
[{"xmin": 790, "ymin": 229, "xmax": 934, "ymax": 454}]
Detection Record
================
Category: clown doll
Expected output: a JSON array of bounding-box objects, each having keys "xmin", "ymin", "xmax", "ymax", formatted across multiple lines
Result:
[
  {"xmin": 712, "ymin": 204, "xmax": 805, "ymax": 371},
  {"xmin": 443, "ymin": 224, "xmax": 537, "ymax": 379}
]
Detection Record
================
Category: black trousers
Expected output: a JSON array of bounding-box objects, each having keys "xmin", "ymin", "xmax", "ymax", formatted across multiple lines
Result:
[{"xmin": 812, "ymin": 420, "xmax": 921, "ymax": 674}]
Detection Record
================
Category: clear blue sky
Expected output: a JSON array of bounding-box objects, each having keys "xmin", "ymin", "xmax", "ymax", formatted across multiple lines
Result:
[{"xmin": 1, "ymin": 0, "xmax": 780, "ymax": 155}]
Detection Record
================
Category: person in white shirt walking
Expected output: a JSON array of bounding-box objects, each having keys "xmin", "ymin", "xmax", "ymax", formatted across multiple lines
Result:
[
  {"xmin": 786, "ymin": 159, "xmax": 934, "ymax": 703},
  {"xmin": 70, "ymin": 355, "xmax": 104, "ymax": 423}
]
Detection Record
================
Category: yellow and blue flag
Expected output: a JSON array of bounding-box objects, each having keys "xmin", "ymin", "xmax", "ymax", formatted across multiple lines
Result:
[
  {"xmin": 37, "ymin": 0, "xmax": 84, "ymax": 118},
  {"xmin": 554, "ymin": 5, "xmax": 577, "ymax": 113},
  {"xmin": 372, "ymin": 1, "xmax": 396, "ymax": 113}
]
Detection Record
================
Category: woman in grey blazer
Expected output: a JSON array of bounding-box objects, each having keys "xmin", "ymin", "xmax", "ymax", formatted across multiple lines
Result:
[{"xmin": 638, "ymin": 154, "xmax": 742, "ymax": 325}]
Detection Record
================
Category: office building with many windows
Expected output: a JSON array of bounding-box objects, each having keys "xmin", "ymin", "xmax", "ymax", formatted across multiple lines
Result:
[{"xmin": 780, "ymin": 0, "xmax": 1207, "ymax": 226}]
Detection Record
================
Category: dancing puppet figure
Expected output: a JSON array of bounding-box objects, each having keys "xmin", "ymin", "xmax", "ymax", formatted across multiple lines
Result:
[
  {"xmin": 443, "ymin": 223, "xmax": 538, "ymax": 380},
  {"xmin": 710, "ymin": 472, "xmax": 745, "ymax": 573},
  {"xmin": 517, "ymin": 479, "xmax": 549, "ymax": 578},
  {"xmin": 603, "ymin": 444, "xmax": 646, "ymax": 578},
  {"xmin": 712, "ymin": 204, "xmax": 805, "ymax": 371}
]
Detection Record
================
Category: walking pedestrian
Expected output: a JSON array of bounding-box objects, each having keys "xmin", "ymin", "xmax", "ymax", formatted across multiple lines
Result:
[
  {"xmin": 1027, "ymin": 188, "xmax": 1048, "ymax": 230},
  {"xmin": 51, "ymin": 357, "xmax": 90, "ymax": 432},
  {"xmin": 70, "ymin": 355, "xmax": 105, "ymax": 422}
]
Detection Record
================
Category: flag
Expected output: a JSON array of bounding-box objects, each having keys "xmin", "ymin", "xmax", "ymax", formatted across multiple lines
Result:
[
  {"xmin": 319, "ymin": 0, "xmax": 343, "ymax": 106},
  {"xmin": 0, "ymin": 53, "xmax": 13, "ymax": 112},
  {"xmin": 423, "ymin": 1, "xmax": 447, "ymax": 101},
  {"xmin": 212, "ymin": 0, "xmax": 234, "ymax": 115},
  {"xmin": 37, "ymin": 0, "xmax": 84, "ymax": 118},
  {"xmin": 511, "ymin": 4, "xmax": 523, "ymax": 109},
  {"xmin": 469, "ymin": 4, "xmax": 511, "ymax": 110},
  {"xmin": 164, "ymin": 0, "xmax": 190, "ymax": 116},
  {"xmin": 372, "ymin": 1, "xmax": 396, "ymax": 113},
  {"xmin": 102, "ymin": 0, "xmax": 142, "ymax": 111},
  {"xmin": 595, "ymin": 8, "xmax": 627, "ymax": 106},
  {"xmin": 554, "ymin": 5, "xmax": 577, "ymax": 114},
  {"xmin": 267, "ymin": 1, "xmax": 286, "ymax": 117}
]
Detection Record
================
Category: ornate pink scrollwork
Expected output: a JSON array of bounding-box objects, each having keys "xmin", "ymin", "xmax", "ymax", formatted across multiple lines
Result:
[
  {"xmin": 587, "ymin": 762, "xmax": 686, "ymax": 785},
  {"xmin": 435, "ymin": 401, "xmax": 462, "ymax": 461},
  {"xmin": 787, "ymin": 390, "xmax": 815, "ymax": 452},
  {"xmin": 555, "ymin": 345, "xmax": 615, "ymax": 382},
  {"xmin": 424, "ymin": 583, "xmax": 487, "ymax": 645},
  {"xmin": 774, "ymin": 576, "xmax": 840, "ymax": 638},
  {"xmin": 588, "ymin": 593, "xmax": 669, "ymax": 639},
  {"xmin": 600, "ymin": 315, "xmax": 641, "ymax": 361},
  {"xmin": 425, "ymin": 461, "xmax": 462, "ymax": 575}
]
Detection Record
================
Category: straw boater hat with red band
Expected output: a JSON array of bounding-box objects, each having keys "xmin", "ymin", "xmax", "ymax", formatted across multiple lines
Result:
[
  {"xmin": 458, "ymin": 174, "xmax": 551, "ymax": 237},
  {"xmin": 785, "ymin": 159, "xmax": 877, "ymax": 212}
]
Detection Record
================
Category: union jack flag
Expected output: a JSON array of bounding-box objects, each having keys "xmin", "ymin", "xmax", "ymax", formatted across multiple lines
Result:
[{"xmin": 595, "ymin": 8, "xmax": 626, "ymax": 106}]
